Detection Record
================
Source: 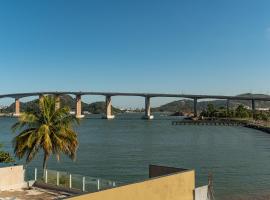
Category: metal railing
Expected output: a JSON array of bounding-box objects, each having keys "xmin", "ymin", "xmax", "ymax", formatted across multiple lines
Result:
[{"xmin": 32, "ymin": 168, "xmax": 118, "ymax": 193}]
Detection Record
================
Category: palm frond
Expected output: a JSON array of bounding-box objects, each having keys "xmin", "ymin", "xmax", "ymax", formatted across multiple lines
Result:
[{"xmin": 12, "ymin": 95, "xmax": 79, "ymax": 169}]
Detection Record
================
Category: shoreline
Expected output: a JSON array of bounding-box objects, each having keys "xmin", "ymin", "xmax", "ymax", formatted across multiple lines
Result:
[
  {"xmin": 173, "ymin": 118, "xmax": 270, "ymax": 134},
  {"xmin": 2, "ymin": 112, "xmax": 270, "ymax": 134}
]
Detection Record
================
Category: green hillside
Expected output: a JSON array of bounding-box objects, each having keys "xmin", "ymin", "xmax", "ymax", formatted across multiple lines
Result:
[
  {"xmin": 88, "ymin": 102, "xmax": 121, "ymax": 114},
  {"xmin": 153, "ymin": 93, "xmax": 270, "ymax": 113},
  {"xmin": 2, "ymin": 95, "xmax": 122, "ymax": 114}
]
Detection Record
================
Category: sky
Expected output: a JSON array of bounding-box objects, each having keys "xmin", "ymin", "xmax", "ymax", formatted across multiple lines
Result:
[{"xmin": 0, "ymin": 0, "xmax": 270, "ymax": 107}]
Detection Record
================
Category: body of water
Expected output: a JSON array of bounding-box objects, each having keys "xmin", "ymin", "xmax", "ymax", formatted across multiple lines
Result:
[{"xmin": 1, "ymin": 113, "xmax": 270, "ymax": 199}]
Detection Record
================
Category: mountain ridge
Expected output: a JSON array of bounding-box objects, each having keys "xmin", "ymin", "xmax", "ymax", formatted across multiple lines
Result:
[{"xmin": 152, "ymin": 93, "xmax": 270, "ymax": 113}]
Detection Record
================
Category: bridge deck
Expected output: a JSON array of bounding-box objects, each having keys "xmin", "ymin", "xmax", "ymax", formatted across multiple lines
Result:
[{"xmin": 0, "ymin": 91, "xmax": 269, "ymax": 101}]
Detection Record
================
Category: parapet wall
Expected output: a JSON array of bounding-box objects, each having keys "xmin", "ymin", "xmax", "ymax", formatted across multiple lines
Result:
[
  {"xmin": 68, "ymin": 170, "xmax": 195, "ymax": 200},
  {"xmin": 0, "ymin": 165, "xmax": 26, "ymax": 190}
]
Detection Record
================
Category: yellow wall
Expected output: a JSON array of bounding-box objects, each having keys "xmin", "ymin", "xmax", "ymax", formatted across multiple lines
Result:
[{"xmin": 69, "ymin": 170, "xmax": 195, "ymax": 200}]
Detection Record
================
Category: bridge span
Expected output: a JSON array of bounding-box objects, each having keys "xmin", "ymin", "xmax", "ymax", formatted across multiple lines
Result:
[{"xmin": 0, "ymin": 91, "xmax": 269, "ymax": 119}]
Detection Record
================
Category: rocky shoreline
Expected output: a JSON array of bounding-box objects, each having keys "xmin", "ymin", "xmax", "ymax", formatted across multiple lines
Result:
[{"xmin": 174, "ymin": 118, "xmax": 270, "ymax": 134}]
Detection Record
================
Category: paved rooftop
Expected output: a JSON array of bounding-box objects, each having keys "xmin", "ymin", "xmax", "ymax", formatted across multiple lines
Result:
[{"xmin": 0, "ymin": 187, "xmax": 73, "ymax": 200}]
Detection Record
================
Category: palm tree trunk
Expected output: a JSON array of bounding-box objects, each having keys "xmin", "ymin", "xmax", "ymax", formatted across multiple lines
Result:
[{"xmin": 43, "ymin": 153, "xmax": 49, "ymax": 177}]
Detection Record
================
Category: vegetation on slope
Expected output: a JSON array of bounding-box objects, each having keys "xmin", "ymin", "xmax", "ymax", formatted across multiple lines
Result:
[
  {"xmin": 201, "ymin": 103, "xmax": 270, "ymax": 121},
  {"xmin": 153, "ymin": 93, "xmax": 270, "ymax": 113},
  {"xmin": 2, "ymin": 95, "xmax": 122, "ymax": 114},
  {"xmin": 88, "ymin": 102, "xmax": 121, "ymax": 114}
]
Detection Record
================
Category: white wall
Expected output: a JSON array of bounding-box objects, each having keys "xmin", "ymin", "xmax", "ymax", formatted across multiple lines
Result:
[
  {"xmin": 195, "ymin": 185, "xmax": 209, "ymax": 200},
  {"xmin": 0, "ymin": 165, "xmax": 26, "ymax": 190}
]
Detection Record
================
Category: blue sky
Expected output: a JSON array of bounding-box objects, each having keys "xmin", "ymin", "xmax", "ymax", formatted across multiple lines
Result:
[{"xmin": 0, "ymin": 0, "xmax": 270, "ymax": 107}]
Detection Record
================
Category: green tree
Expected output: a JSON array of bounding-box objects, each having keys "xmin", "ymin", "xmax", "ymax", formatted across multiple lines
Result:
[
  {"xmin": 235, "ymin": 105, "xmax": 250, "ymax": 118},
  {"xmin": 200, "ymin": 104, "xmax": 217, "ymax": 118},
  {"xmin": 254, "ymin": 111, "xmax": 269, "ymax": 121},
  {"xmin": 0, "ymin": 144, "xmax": 14, "ymax": 163},
  {"xmin": 201, "ymin": 103, "xmax": 217, "ymax": 117},
  {"xmin": 12, "ymin": 96, "xmax": 79, "ymax": 171},
  {"xmin": 200, "ymin": 109, "xmax": 207, "ymax": 117},
  {"xmin": 207, "ymin": 104, "xmax": 215, "ymax": 115}
]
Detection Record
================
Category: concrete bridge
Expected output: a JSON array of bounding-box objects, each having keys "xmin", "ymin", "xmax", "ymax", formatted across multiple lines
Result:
[{"xmin": 0, "ymin": 91, "xmax": 269, "ymax": 119}]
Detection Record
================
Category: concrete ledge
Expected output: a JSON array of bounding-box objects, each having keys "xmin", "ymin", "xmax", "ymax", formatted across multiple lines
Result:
[
  {"xmin": 103, "ymin": 115, "xmax": 115, "ymax": 119},
  {"xmin": 76, "ymin": 115, "xmax": 85, "ymax": 119},
  {"xmin": 34, "ymin": 181, "xmax": 82, "ymax": 195},
  {"xmin": 0, "ymin": 182, "xmax": 28, "ymax": 191},
  {"xmin": 143, "ymin": 115, "xmax": 154, "ymax": 120}
]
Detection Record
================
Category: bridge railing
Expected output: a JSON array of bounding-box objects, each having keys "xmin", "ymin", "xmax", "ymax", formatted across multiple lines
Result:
[{"xmin": 28, "ymin": 168, "xmax": 118, "ymax": 193}]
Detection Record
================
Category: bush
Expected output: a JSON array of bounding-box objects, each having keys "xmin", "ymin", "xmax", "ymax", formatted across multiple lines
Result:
[{"xmin": 0, "ymin": 144, "xmax": 14, "ymax": 163}]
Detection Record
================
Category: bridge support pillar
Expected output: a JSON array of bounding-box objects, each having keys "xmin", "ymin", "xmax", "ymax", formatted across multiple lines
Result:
[
  {"xmin": 193, "ymin": 98, "xmax": 198, "ymax": 117},
  {"xmin": 55, "ymin": 95, "xmax": 61, "ymax": 110},
  {"xmin": 104, "ymin": 96, "xmax": 115, "ymax": 119},
  {"xmin": 143, "ymin": 96, "xmax": 154, "ymax": 120},
  {"xmin": 76, "ymin": 95, "xmax": 84, "ymax": 118},
  {"xmin": 14, "ymin": 98, "xmax": 21, "ymax": 117},
  {"xmin": 252, "ymin": 99, "xmax": 256, "ymax": 118}
]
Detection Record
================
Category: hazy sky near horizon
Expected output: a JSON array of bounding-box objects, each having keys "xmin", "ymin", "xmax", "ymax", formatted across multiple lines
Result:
[{"xmin": 0, "ymin": 0, "xmax": 270, "ymax": 107}]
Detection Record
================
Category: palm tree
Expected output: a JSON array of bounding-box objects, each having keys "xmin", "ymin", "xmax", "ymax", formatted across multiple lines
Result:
[
  {"xmin": 12, "ymin": 96, "xmax": 79, "ymax": 171},
  {"xmin": 0, "ymin": 143, "xmax": 14, "ymax": 163}
]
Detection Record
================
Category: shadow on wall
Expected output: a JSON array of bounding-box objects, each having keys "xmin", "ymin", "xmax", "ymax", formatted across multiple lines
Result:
[{"xmin": 68, "ymin": 164, "xmax": 196, "ymax": 200}]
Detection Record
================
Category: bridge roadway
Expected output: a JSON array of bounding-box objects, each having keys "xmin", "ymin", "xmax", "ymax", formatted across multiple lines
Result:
[{"xmin": 0, "ymin": 91, "xmax": 269, "ymax": 119}]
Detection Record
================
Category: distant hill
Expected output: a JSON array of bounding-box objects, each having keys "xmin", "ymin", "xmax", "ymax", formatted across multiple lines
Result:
[
  {"xmin": 152, "ymin": 93, "xmax": 270, "ymax": 113},
  {"xmin": 152, "ymin": 99, "xmax": 194, "ymax": 113},
  {"xmin": 88, "ymin": 101, "xmax": 121, "ymax": 114},
  {"xmin": 2, "ymin": 95, "xmax": 122, "ymax": 114}
]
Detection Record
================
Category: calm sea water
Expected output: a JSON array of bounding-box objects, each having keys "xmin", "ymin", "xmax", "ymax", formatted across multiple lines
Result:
[{"xmin": 1, "ymin": 113, "xmax": 270, "ymax": 199}]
